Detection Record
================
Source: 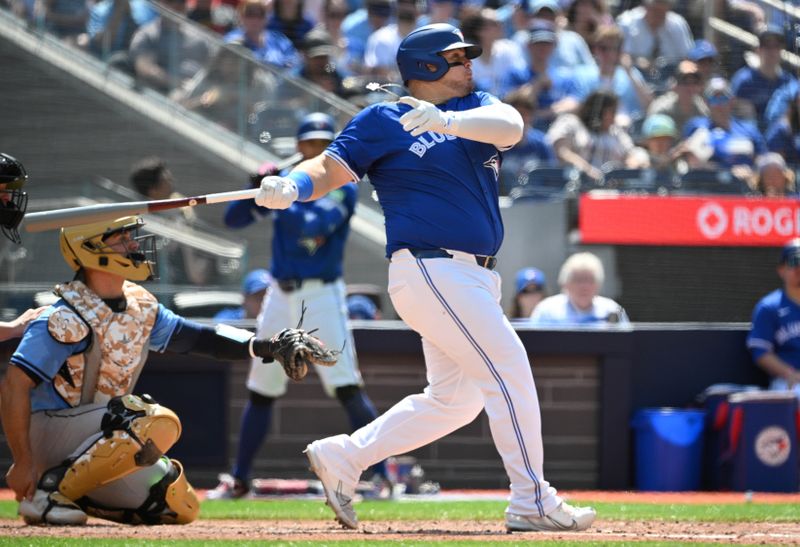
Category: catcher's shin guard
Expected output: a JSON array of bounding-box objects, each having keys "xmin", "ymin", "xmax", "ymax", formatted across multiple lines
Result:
[
  {"xmin": 42, "ymin": 395, "xmax": 182, "ymax": 502},
  {"xmin": 81, "ymin": 458, "xmax": 200, "ymax": 525}
]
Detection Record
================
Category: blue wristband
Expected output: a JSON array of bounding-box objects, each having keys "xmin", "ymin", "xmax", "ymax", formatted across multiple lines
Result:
[{"xmin": 287, "ymin": 171, "xmax": 314, "ymax": 201}]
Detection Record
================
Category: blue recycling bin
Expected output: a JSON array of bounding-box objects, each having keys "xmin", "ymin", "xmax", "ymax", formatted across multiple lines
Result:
[
  {"xmin": 698, "ymin": 384, "xmax": 761, "ymax": 490},
  {"xmin": 725, "ymin": 391, "xmax": 799, "ymax": 492},
  {"xmin": 632, "ymin": 408, "xmax": 705, "ymax": 491}
]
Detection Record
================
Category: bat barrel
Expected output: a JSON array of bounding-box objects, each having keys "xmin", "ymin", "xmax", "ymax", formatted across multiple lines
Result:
[{"xmin": 24, "ymin": 202, "xmax": 151, "ymax": 233}]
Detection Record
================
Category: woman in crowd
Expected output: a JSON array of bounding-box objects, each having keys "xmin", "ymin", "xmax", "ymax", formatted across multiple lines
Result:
[{"xmin": 547, "ymin": 89, "xmax": 636, "ymax": 181}]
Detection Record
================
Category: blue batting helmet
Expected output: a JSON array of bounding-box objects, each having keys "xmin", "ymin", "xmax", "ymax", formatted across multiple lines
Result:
[
  {"xmin": 297, "ymin": 112, "xmax": 336, "ymax": 142},
  {"xmin": 396, "ymin": 23, "xmax": 482, "ymax": 83}
]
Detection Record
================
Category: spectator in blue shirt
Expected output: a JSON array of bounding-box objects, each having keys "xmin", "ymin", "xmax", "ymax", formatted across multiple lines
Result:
[
  {"xmin": 516, "ymin": 20, "xmax": 582, "ymax": 131},
  {"xmin": 766, "ymin": 89, "xmax": 800, "ymax": 167},
  {"xmin": 224, "ymin": 0, "xmax": 300, "ymax": 69},
  {"xmin": 765, "ymin": 79, "xmax": 799, "ymax": 129},
  {"xmin": 500, "ymin": 84, "xmax": 557, "ymax": 192},
  {"xmin": 268, "ymin": 0, "xmax": 315, "ymax": 48},
  {"xmin": 83, "ymin": 0, "xmax": 158, "ymax": 60},
  {"xmin": 731, "ymin": 26, "xmax": 798, "ymax": 130},
  {"xmin": 340, "ymin": 0, "xmax": 393, "ymax": 74},
  {"xmin": 214, "ymin": 268, "xmax": 272, "ymax": 321},
  {"xmin": 512, "ymin": 0, "xmax": 595, "ymax": 71},
  {"xmin": 573, "ymin": 24, "xmax": 653, "ymax": 128},
  {"xmin": 683, "ymin": 77, "xmax": 767, "ymax": 169}
]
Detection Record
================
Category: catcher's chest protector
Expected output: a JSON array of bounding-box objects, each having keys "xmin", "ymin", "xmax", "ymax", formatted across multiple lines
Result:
[{"xmin": 48, "ymin": 280, "xmax": 159, "ymax": 406}]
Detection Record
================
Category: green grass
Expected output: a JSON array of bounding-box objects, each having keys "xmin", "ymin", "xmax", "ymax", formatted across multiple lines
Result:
[{"xmin": 1, "ymin": 498, "xmax": 797, "ymax": 522}]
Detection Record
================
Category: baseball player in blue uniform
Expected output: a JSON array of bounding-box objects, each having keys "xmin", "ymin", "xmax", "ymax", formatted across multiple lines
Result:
[
  {"xmin": 254, "ymin": 23, "xmax": 596, "ymax": 532},
  {"xmin": 0, "ymin": 215, "xmax": 331, "ymax": 525},
  {"xmin": 747, "ymin": 239, "xmax": 800, "ymax": 396},
  {"xmin": 209, "ymin": 113, "xmax": 389, "ymax": 499}
]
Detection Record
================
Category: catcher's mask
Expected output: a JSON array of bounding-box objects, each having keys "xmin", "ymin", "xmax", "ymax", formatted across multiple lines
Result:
[
  {"xmin": 0, "ymin": 153, "xmax": 29, "ymax": 244},
  {"xmin": 59, "ymin": 216, "xmax": 158, "ymax": 281}
]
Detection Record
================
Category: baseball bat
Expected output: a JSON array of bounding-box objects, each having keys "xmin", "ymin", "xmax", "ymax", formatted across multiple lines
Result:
[{"xmin": 24, "ymin": 152, "xmax": 304, "ymax": 233}]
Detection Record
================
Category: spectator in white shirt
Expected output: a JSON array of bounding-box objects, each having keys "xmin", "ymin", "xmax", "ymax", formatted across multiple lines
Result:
[
  {"xmin": 531, "ymin": 252, "xmax": 630, "ymax": 326},
  {"xmin": 616, "ymin": 0, "xmax": 693, "ymax": 73}
]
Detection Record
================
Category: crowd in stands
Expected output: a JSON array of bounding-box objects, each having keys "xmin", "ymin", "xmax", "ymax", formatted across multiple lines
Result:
[{"xmin": 4, "ymin": 0, "xmax": 800, "ymax": 196}]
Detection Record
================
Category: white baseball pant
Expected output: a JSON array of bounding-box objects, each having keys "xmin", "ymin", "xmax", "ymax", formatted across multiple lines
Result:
[
  {"xmin": 247, "ymin": 278, "xmax": 362, "ymax": 397},
  {"xmin": 317, "ymin": 249, "xmax": 561, "ymax": 517}
]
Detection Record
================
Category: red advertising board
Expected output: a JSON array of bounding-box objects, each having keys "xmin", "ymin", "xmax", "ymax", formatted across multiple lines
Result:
[{"xmin": 579, "ymin": 193, "xmax": 800, "ymax": 246}]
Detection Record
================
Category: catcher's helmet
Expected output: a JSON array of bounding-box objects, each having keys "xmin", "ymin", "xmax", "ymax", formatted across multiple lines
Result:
[
  {"xmin": 0, "ymin": 153, "xmax": 29, "ymax": 244},
  {"xmin": 59, "ymin": 216, "xmax": 158, "ymax": 281},
  {"xmin": 396, "ymin": 23, "xmax": 482, "ymax": 83}
]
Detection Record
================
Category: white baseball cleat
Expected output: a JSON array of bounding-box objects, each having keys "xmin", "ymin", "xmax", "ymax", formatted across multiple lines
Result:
[
  {"xmin": 505, "ymin": 501, "xmax": 596, "ymax": 532},
  {"xmin": 18, "ymin": 490, "xmax": 87, "ymax": 525},
  {"xmin": 304, "ymin": 441, "xmax": 359, "ymax": 530}
]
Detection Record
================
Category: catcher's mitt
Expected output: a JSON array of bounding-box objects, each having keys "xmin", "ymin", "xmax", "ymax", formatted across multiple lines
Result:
[{"xmin": 251, "ymin": 328, "xmax": 339, "ymax": 381}]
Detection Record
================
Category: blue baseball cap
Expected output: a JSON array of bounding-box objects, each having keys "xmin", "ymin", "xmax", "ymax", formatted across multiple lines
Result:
[
  {"xmin": 347, "ymin": 294, "xmax": 378, "ymax": 319},
  {"xmin": 688, "ymin": 39, "xmax": 718, "ymax": 61},
  {"xmin": 242, "ymin": 269, "xmax": 272, "ymax": 295},
  {"xmin": 297, "ymin": 112, "xmax": 336, "ymax": 142},
  {"xmin": 516, "ymin": 267, "xmax": 546, "ymax": 294},
  {"xmin": 780, "ymin": 239, "xmax": 800, "ymax": 265}
]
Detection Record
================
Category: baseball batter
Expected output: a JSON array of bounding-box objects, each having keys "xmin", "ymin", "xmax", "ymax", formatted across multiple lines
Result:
[
  {"xmin": 0, "ymin": 215, "xmax": 333, "ymax": 525},
  {"xmin": 254, "ymin": 23, "xmax": 596, "ymax": 532},
  {"xmin": 209, "ymin": 113, "xmax": 388, "ymax": 499}
]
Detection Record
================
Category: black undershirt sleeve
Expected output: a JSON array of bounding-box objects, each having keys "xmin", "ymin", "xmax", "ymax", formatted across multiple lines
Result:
[{"xmin": 165, "ymin": 320, "xmax": 267, "ymax": 361}]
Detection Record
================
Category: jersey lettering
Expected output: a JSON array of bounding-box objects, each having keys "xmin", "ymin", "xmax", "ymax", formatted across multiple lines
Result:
[{"xmin": 408, "ymin": 132, "xmax": 457, "ymax": 158}]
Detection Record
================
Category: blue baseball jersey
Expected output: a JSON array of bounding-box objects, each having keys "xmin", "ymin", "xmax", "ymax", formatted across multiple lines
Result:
[
  {"xmin": 224, "ymin": 183, "xmax": 357, "ymax": 281},
  {"xmin": 10, "ymin": 302, "xmax": 184, "ymax": 412},
  {"xmin": 747, "ymin": 289, "xmax": 800, "ymax": 370},
  {"xmin": 326, "ymin": 91, "xmax": 506, "ymax": 258},
  {"xmin": 683, "ymin": 116, "xmax": 767, "ymax": 168},
  {"xmin": 730, "ymin": 67, "xmax": 796, "ymax": 127}
]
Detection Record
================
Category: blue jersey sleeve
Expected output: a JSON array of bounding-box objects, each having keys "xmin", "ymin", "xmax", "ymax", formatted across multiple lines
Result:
[
  {"xmin": 326, "ymin": 104, "xmax": 391, "ymax": 181},
  {"xmin": 149, "ymin": 304, "xmax": 185, "ymax": 353},
  {"xmin": 275, "ymin": 184, "xmax": 357, "ymax": 238},
  {"xmin": 224, "ymin": 191, "xmax": 270, "ymax": 229},
  {"xmin": 747, "ymin": 298, "xmax": 777, "ymax": 360},
  {"xmin": 9, "ymin": 305, "xmax": 89, "ymax": 385}
]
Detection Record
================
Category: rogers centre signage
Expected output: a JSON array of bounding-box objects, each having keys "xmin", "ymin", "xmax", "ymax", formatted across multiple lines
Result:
[{"xmin": 579, "ymin": 194, "xmax": 800, "ymax": 246}]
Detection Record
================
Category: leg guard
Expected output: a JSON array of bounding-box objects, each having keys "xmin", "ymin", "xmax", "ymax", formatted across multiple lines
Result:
[
  {"xmin": 80, "ymin": 458, "xmax": 200, "ymax": 525},
  {"xmin": 42, "ymin": 394, "xmax": 182, "ymax": 502}
]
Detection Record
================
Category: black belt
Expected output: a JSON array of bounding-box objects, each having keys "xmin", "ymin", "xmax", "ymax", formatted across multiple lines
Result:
[
  {"xmin": 276, "ymin": 278, "xmax": 333, "ymax": 293},
  {"xmin": 408, "ymin": 248, "xmax": 497, "ymax": 270}
]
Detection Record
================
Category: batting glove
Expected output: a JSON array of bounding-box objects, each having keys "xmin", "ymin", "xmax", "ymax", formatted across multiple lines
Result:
[
  {"xmin": 255, "ymin": 176, "xmax": 298, "ymax": 210},
  {"xmin": 398, "ymin": 96, "xmax": 457, "ymax": 137}
]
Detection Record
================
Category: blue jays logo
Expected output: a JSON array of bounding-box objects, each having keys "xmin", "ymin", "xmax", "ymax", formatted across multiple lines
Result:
[
  {"xmin": 483, "ymin": 154, "xmax": 500, "ymax": 181},
  {"xmin": 299, "ymin": 236, "xmax": 325, "ymax": 255}
]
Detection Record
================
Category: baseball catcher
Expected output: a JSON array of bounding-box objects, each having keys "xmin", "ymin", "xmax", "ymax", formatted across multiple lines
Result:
[{"xmin": 0, "ymin": 215, "xmax": 336, "ymax": 525}]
